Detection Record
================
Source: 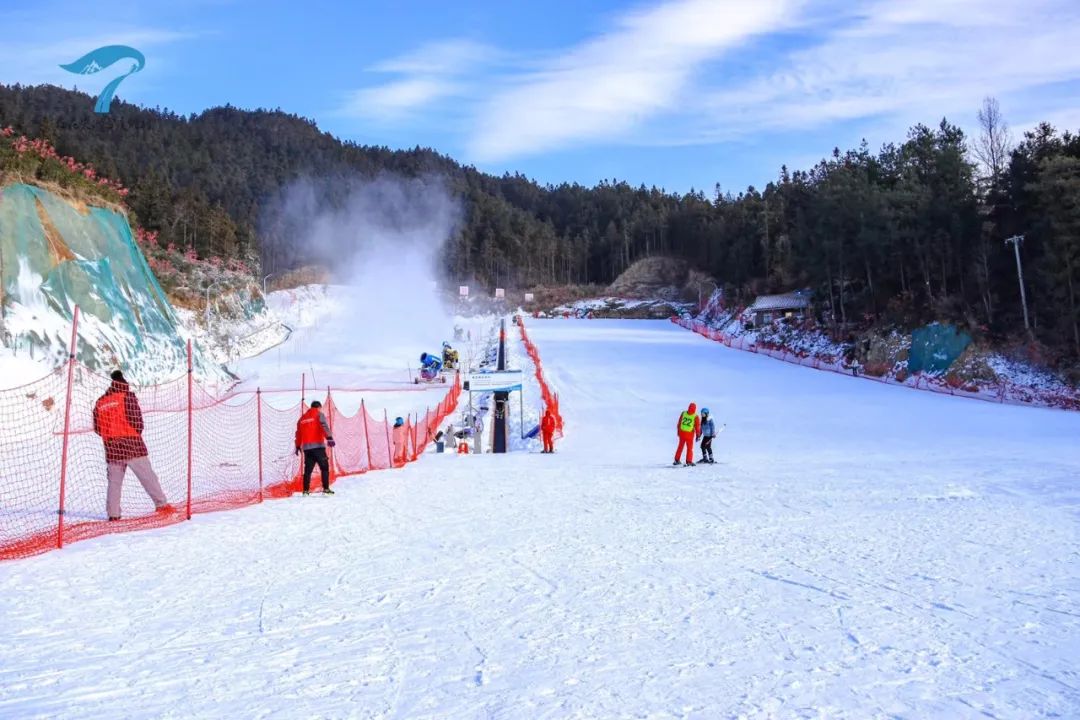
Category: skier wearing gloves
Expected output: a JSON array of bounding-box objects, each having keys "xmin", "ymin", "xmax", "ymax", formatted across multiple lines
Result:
[
  {"xmin": 673, "ymin": 402, "xmax": 701, "ymax": 466},
  {"xmin": 699, "ymin": 408, "xmax": 718, "ymax": 464},
  {"xmin": 295, "ymin": 400, "xmax": 336, "ymax": 495}
]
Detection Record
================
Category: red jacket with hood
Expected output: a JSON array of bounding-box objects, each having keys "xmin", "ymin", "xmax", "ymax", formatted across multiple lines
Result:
[
  {"xmin": 677, "ymin": 402, "xmax": 701, "ymax": 438},
  {"xmin": 93, "ymin": 379, "xmax": 149, "ymax": 463}
]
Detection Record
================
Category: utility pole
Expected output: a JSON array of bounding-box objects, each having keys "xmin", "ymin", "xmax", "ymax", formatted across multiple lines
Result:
[
  {"xmin": 1004, "ymin": 235, "xmax": 1031, "ymax": 334},
  {"xmin": 493, "ymin": 318, "xmax": 508, "ymax": 454}
]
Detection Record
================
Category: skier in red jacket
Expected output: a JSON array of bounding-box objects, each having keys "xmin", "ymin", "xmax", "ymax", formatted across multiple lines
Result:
[
  {"xmin": 295, "ymin": 400, "xmax": 336, "ymax": 495},
  {"xmin": 540, "ymin": 408, "xmax": 557, "ymax": 453},
  {"xmin": 673, "ymin": 402, "xmax": 701, "ymax": 466},
  {"xmin": 93, "ymin": 370, "xmax": 172, "ymax": 520}
]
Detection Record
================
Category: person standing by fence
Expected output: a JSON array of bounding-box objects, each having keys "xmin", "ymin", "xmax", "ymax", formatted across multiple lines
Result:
[
  {"xmin": 93, "ymin": 370, "xmax": 172, "ymax": 520},
  {"xmin": 295, "ymin": 400, "xmax": 336, "ymax": 495},
  {"xmin": 540, "ymin": 408, "xmax": 556, "ymax": 453},
  {"xmin": 392, "ymin": 416, "xmax": 406, "ymax": 466}
]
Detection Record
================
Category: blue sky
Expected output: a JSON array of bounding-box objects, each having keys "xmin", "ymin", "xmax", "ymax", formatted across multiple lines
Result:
[{"xmin": 3, "ymin": 0, "xmax": 1080, "ymax": 194}]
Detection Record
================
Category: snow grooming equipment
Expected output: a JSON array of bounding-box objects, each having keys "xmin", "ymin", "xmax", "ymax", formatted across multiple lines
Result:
[{"xmin": 415, "ymin": 352, "xmax": 448, "ymax": 384}]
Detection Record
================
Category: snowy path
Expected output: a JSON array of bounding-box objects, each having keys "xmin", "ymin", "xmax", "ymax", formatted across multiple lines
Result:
[{"xmin": 1, "ymin": 319, "xmax": 1078, "ymax": 719}]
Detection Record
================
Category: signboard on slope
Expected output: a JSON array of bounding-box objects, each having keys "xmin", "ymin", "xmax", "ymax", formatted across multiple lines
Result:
[
  {"xmin": 459, "ymin": 285, "xmax": 469, "ymax": 297},
  {"xmin": 463, "ymin": 370, "xmax": 523, "ymax": 393},
  {"xmin": 524, "ymin": 292, "xmax": 535, "ymax": 302},
  {"xmin": 495, "ymin": 288, "xmax": 505, "ymax": 299}
]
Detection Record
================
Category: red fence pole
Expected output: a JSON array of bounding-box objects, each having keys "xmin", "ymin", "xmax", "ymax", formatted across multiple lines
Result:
[
  {"xmin": 256, "ymin": 388, "xmax": 264, "ymax": 502},
  {"xmin": 384, "ymin": 409, "xmax": 393, "ymax": 467},
  {"xmin": 361, "ymin": 399, "xmax": 373, "ymax": 471},
  {"xmin": 296, "ymin": 373, "xmax": 306, "ymax": 484},
  {"xmin": 411, "ymin": 414, "xmax": 418, "ymax": 461},
  {"xmin": 56, "ymin": 305, "xmax": 80, "ymax": 549},
  {"xmin": 186, "ymin": 339, "xmax": 193, "ymax": 520},
  {"xmin": 326, "ymin": 386, "xmax": 335, "ymax": 479}
]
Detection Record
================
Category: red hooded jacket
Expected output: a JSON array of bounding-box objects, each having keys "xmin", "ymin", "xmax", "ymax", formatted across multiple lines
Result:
[
  {"xmin": 677, "ymin": 402, "xmax": 701, "ymax": 438},
  {"xmin": 93, "ymin": 380, "xmax": 149, "ymax": 463},
  {"xmin": 541, "ymin": 411, "xmax": 556, "ymax": 437}
]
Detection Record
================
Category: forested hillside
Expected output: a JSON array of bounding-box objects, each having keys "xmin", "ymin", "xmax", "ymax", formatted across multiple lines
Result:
[{"xmin": 1, "ymin": 84, "xmax": 1078, "ymax": 360}]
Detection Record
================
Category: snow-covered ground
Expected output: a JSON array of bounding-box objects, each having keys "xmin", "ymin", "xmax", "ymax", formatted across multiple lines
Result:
[
  {"xmin": 549, "ymin": 296, "xmax": 693, "ymax": 318},
  {"xmin": 1, "ymin": 319, "xmax": 1079, "ymax": 718},
  {"xmin": 228, "ymin": 284, "xmax": 493, "ymax": 420}
]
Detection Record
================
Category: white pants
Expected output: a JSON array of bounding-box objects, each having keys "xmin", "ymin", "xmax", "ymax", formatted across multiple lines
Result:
[{"xmin": 106, "ymin": 456, "xmax": 168, "ymax": 518}]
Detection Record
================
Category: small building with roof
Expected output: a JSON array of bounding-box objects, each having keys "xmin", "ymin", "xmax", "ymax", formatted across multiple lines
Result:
[{"xmin": 746, "ymin": 292, "xmax": 810, "ymax": 327}]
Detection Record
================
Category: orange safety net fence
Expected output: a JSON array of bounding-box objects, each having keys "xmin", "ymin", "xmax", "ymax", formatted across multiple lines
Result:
[
  {"xmin": 516, "ymin": 316, "xmax": 563, "ymax": 437},
  {"xmin": 0, "ymin": 322, "xmax": 462, "ymax": 561}
]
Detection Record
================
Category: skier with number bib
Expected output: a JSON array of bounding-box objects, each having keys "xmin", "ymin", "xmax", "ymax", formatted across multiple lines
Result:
[
  {"xmin": 699, "ymin": 407, "xmax": 717, "ymax": 464},
  {"xmin": 673, "ymin": 402, "xmax": 701, "ymax": 466}
]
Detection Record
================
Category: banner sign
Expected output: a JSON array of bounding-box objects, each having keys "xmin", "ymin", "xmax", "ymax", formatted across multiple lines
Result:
[
  {"xmin": 463, "ymin": 370, "xmax": 523, "ymax": 393},
  {"xmin": 524, "ymin": 292, "xmax": 535, "ymax": 302},
  {"xmin": 459, "ymin": 286, "xmax": 469, "ymax": 297},
  {"xmin": 495, "ymin": 288, "xmax": 505, "ymax": 298}
]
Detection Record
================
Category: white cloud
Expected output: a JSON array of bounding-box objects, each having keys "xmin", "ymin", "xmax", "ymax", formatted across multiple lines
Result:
[
  {"xmin": 464, "ymin": 0, "xmax": 801, "ymax": 162},
  {"xmin": 337, "ymin": 39, "xmax": 496, "ymax": 123},
  {"xmin": 295, "ymin": 0, "xmax": 1080, "ymax": 162},
  {"xmin": 690, "ymin": 0, "xmax": 1080, "ymax": 142}
]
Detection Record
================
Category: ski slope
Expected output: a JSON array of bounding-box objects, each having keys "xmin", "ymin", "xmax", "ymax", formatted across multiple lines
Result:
[{"xmin": 1, "ymin": 319, "xmax": 1079, "ymax": 719}]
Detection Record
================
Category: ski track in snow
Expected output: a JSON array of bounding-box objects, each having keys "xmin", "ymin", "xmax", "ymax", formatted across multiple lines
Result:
[{"xmin": 1, "ymin": 319, "xmax": 1079, "ymax": 719}]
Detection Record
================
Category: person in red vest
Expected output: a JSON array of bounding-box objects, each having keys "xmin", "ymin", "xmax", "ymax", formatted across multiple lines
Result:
[
  {"xmin": 295, "ymin": 400, "xmax": 336, "ymax": 495},
  {"xmin": 540, "ymin": 408, "xmax": 557, "ymax": 453},
  {"xmin": 93, "ymin": 370, "xmax": 172, "ymax": 520},
  {"xmin": 673, "ymin": 402, "xmax": 701, "ymax": 466}
]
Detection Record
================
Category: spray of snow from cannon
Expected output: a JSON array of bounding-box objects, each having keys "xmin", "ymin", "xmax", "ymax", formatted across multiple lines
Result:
[{"xmin": 258, "ymin": 173, "xmax": 462, "ymax": 377}]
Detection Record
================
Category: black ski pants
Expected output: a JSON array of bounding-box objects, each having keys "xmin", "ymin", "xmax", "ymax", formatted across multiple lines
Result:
[
  {"xmin": 700, "ymin": 436, "xmax": 714, "ymax": 461},
  {"xmin": 303, "ymin": 447, "xmax": 331, "ymax": 492}
]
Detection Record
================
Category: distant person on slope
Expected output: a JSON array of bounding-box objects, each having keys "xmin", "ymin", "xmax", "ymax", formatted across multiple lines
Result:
[
  {"xmin": 392, "ymin": 416, "xmax": 407, "ymax": 466},
  {"xmin": 673, "ymin": 402, "xmax": 701, "ymax": 466},
  {"xmin": 93, "ymin": 370, "xmax": 172, "ymax": 520},
  {"xmin": 295, "ymin": 400, "xmax": 336, "ymax": 495},
  {"xmin": 441, "ymin": 341, "xmax": 460, "ymax": 370},
  {"xmin": 699, "ymin": 408, "xmax": 717, "ymax": 464},
  {"xmin": 540, "ymin": 408, "xmax": 557, "ymax": 454}
]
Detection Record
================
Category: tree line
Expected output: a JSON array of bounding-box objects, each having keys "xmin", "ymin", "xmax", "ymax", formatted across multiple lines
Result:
[{"xmin": 1, "ymin": 85, "xmax": 1078, "ymax": 359}]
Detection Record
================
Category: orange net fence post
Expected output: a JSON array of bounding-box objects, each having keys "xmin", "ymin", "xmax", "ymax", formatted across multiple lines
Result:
[
  {"xmin": 362, "ymin": 399, "xmax": 374, "ymax": 470},
  {"xmin": 57, "ymin": 305, "xmax": 80, "ymax": 550},
  {"xmin": 256, "ymin": 389, "xmax": 264, "ymax": 502},
  {"xmin": 186, "ymin": 339, "xmax": 193, "ymax": 520}
]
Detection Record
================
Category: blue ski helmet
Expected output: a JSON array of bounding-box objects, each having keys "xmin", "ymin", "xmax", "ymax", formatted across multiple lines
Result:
[
  {"xmin": 395, "ymin": 416, "xmax": 404, "ymax": 425},
  {"xmin": 701, "ymin": 407, "xmax": 710, "ymax": 415},
  {"xmin": 420, "ymin": 352, "xmax": 428, "ymax": 362}
]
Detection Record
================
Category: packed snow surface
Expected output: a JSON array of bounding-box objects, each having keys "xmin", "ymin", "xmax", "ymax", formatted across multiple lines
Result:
[{"xmin": 1, "ymin": 319, "xmax": 1079, "ymax": 718}]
